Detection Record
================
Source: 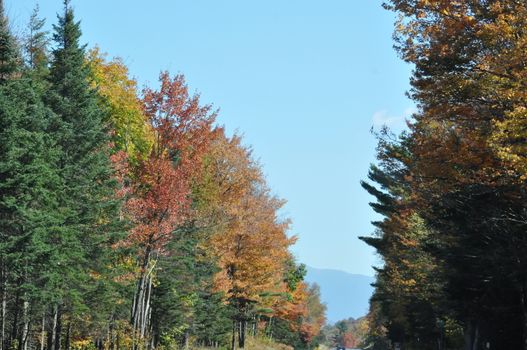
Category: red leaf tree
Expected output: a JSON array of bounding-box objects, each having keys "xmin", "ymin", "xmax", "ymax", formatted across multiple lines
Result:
[{"xmin": 125, "ymin": 72, "xmax": 216, "ymax": 344}]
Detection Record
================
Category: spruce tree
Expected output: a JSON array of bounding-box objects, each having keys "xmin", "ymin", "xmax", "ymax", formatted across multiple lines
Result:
[
  {"xmin": 0, "ymin": 3, "xmax": 66, "ymax": 348},
  {"xmin": 24, "ymin": 5, "xmax": 49, "ymax": 77},
  {"xmin": 0, "ymin": 77, "xmax": 63, "ymax": 350},
  {"xmin": 0, "ymin": 0, "xmax": 18, "ymax": 82},
  {"xmin": 46, "ymin": 0, "xmax": 123, "ymax": 344},
  {"xmin": 151, "ymin": 227, "xmax": 231, "ymax": 348}
]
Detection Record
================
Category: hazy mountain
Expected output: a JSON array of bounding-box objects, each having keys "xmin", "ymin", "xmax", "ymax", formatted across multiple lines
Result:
[{"xmin": 305, "ymin": 266, "xmax": 374, "ymax": 324}]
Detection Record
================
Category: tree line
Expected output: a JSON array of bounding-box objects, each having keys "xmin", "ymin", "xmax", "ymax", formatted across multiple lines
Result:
[
  {"xmin": 361, "ymin": 0, "xmax": 527, "ymax": 349},
  {"xmin": 320, "ymin": 317, "xmax": 368, "ymax": 349},
  {"xmin": 0, "ymin": 1, "xmax": 326, "ymax": 349}
]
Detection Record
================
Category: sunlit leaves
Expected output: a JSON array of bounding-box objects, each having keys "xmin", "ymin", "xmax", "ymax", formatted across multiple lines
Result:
[{"xmin": 87, "ymin": 48, "xmax": 153, "ymax": 160}]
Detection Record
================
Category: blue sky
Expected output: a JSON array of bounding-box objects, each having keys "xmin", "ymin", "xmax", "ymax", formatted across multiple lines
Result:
[{"xmin": 7, "ymin": 0, "xmax": 413, "ymax": 276}]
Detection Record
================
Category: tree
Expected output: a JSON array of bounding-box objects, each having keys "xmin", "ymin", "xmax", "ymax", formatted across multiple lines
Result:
[
  {"xmin": 0, "ymin": 4, "xmax": 63, "ymax": 349},
  {"xmin": 198, "ymin": 132, "xmax": 294, "ymax": 349},
  {"xmin": 45, "ymin": 1, "xmax": 124, "ymax": 347},
  {"xmin": 360, "ymin": 130, "xmax": 460, "ymax": 348},
  {"xmin": 124, "ymin": 71, "xmax": 215, "ymax": 347},
  {"xmin": 24, "ymin": 5, "xmax": 49, "ymax": 75},
  {"xmin": 149, "ymin": 225, "xmax": 231, "ymax": 349},
  {"xmin": 0, "ymin": 0, "xmax": 19, "ymax": 82},
  {"xmin": 363, "ymin": 1, "xmax": 527, "ymax": 348},
  {"xmin": 87, "ymin": 48, "xmax": 153, "ymax": 160},
  {"xmin": 0, "ymin": 75, "xmax": 62, "ymax": 350}
]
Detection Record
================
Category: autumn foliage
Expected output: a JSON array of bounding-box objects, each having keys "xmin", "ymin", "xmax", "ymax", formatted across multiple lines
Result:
[
  {"xmin": 0, "ymin": 3, "xmax": 326, "ymax": 350},
  {"xmin": 362, "ymin": 1, "xmax": 527, "ymax": 349}
]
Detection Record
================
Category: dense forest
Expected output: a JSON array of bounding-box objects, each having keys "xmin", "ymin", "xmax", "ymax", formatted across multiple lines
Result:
[
  {"xmin": 361, "ymin": 0, "xmax": 527, "ymax": 349},
  {"xmin": 0, "ymin": 1, "xmax": 327, "ymax": 349}
]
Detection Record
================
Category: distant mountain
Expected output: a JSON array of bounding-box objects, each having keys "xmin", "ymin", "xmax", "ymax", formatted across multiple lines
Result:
[{"xmin": 304, "ymin": 266, "xmax": 374, "ymax": 324}]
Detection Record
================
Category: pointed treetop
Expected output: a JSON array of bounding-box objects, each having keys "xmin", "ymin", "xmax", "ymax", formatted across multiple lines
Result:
[
  {"xmin": 0, "ymin": 0, "xmax": 19, "ymax": 82},
  {"xmin": 63, "ymin": 0, "xmax": 73, "ymax": 19},
  {"xmin": 0, "ymin": 0, "xmax": 7, "ymax": 28},
  {"xmin": 52, "ymin": 0, "xmax": 83, "ymax": 56},
  {"xmin": 26, "ymin": 4, "xmax": 49, "ymax": 71}
]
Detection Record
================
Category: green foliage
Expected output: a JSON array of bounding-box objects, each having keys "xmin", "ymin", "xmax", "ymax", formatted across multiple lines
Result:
[
  {"xmin": 151, "ymin": 225, "xmax": 232, "ymax": 348},
  {"xmin": 0, "ymin": 0, "xmax": 19, "ymax": 82},
  {"xmin": 284, "ymin": 260, "xmax": 307, "ymax": 292},
  {"xmin": 269, "ymin": 318, "xmax": 305, "ymax": 350},
  {"xmin": 43, "ymin": 0, "xmax": 125, "ymax": 340},
  {"xmin": 0, "ymin": 75, "xmax": 63, "ymax": 347}
]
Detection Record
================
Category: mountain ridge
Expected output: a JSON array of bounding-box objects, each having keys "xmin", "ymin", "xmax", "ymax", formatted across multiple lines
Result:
[{"xmin": 304, "ymin": 266, "xmax": 374, "ymax": 324}]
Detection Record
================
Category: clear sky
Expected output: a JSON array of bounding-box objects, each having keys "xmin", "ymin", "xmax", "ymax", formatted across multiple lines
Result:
[{"xmin": 7, "ymin": 0, "xmax": 413, "ymax": 276}]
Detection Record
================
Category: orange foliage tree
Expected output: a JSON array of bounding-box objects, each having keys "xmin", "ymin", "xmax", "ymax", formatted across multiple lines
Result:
[{"xmin": 195, "ymin": 131, "xmax": 295, "ymax": 348}]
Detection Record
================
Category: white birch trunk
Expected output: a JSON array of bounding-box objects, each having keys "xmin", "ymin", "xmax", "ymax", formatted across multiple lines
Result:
[
  {"xmin": 40, "ymin": 312, "xmax": 45, "ymax": 350},
  {"xmin": 21, "ymin": 300, "xmax": 29, "ymax": 350},
  {"xmin": 51, "ymin": 305, "xmax": 58, "ymax": 350}
]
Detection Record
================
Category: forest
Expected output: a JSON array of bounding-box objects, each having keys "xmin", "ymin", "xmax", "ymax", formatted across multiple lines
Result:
[
  {"xmin": 0, "ymin": 1, "xmax": 327, "ymax": 349},
  {"xmin": 361, "ymin": 0, "xmax": 527, "ymax": 349},
  {"xmin": 10, "ymin": 0, "xmax": 527, "ymax": 349}
]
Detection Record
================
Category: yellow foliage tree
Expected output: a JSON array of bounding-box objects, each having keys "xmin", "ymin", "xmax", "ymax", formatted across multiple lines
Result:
[{"xmin": 87, "ymin": 48, "xmax": 153, "ymax": 159}]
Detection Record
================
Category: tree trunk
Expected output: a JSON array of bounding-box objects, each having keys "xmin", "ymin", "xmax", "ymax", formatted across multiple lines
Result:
[
  {"xmin": 132, "ymin": 249, "xmax": 154, "ymax": 350},
  {"xmin": 141, "ymin": 275, "xmax": 152, "ymax": 339},
  {"xmin": 149, "ymin": 332, "xmax": 155, "ymax": 350},
  {"xmin": 52, "ymin": 304, "xmax": 61, "ymax": 350},
  {"xmin": 184, "ymin": 330, "xmax": 189, "ymax": 350},
  {"xmin": 0, "ymin": 266, "xmax": 5, "ymax": 350},
  {"xmin": 55, "ymin": 306, "xmax": 62, "ymax": 350},
  {"xmin": 47, "ymin": 320, "xmax": 53, "ymax": 350},
  {"xmin": 231, "ymin": 320, "xmax": 236, "ymax": 350},
  {"xmin": 131, "ymin": 271, "xmax": 144, "ymax": 350},
  {"xmin": 65, "ymin": 322, "xmax": 71, "ymax": 350},
  {"xmin": 238, "ymin": 319, "xmax": 246, "ymax": 349},
  {"xmin": 472, "ymin": 324, "xmax": 479, "ymax": 350},
  {"xmin": 109, "ymin": 317, "xmax": 115, "ymax": 350},
  {"xmin": 521, "ymin": 282, "xmax": 527, "ymax": 350},
  {"xmin": 20, "ymin": 299, "xmax": 30, "ymax": 350},
  {"xmin": 11, "ymin": 290, "xmax": 20, "ymax": 348},
  {"xmin": 40, "ymin": 312, "xmax": 46, "ymax": 350}
]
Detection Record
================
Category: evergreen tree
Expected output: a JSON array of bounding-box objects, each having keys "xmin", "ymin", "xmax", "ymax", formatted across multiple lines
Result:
[
  {"xmin": 45, "ymin": 0, "xmax": 124, "ymax": 346},
  {"xmin": 0, "ymin": 76, "xmax": 63, "ymax": 350},
  {"xmin": 24, "ymin": 5, "xmax": 49, "ymax": 76},
  {"xmin": 150, "ymin": 225, "xmax": 231, "ymax": 349},
  {"xmin": 0, "ymin": 3, "xmax": 52, "ymax": 348},
  {"xmin": 0, "ymin": 4, "xmax": 67, "ymax": 347},
  {"xmin": 0, "ymin": 0, "xmax": 18, "ymax": 82},
  {"xmin": 360, "ymin": 131, "xmax": 460, "ymax": 348}
]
